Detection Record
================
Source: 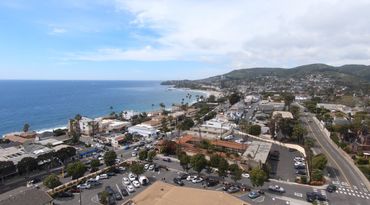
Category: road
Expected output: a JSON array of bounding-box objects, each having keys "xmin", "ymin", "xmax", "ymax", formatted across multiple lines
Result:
[{"xmin": 302, "ymin": 113, "xmax": 370, "ymax": 205}]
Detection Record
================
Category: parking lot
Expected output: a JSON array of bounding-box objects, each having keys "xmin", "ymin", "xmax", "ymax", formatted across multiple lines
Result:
[{"xmin": 267, "ymin": 144, "xmax": 307, "ymax": 182}]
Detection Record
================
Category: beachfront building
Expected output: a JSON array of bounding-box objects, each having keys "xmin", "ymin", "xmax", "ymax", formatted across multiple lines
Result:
[
  {"xmin": 79, "ymin": 117, "xmax": 99, "ymax": 136},
  {"xmin": 3, "ymin": 132, "xmax": 37, "ymax": 144},
  {"xmin": 121, "ymin": 110, "xmax": 139, "ymax": 120},
  {"xmin": 98, "ymin": 119, "xmax": 131, "ymax": 133},
  {"xmin": 241, "ymin": 141, "xmax": 272, "ymax": 168},
  {"xmin": 128, "ymin": 124, "xmax": 158, "ymax": 138}
]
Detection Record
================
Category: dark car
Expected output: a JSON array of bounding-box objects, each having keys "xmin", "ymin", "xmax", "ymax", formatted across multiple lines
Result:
[
  {"xmin": 58, "ymin": 191, "xmax": 73, "ymax": 198},
  {"xmin": 114, "ymin": 192, "xmax": 122, "ymax": 200},
  {"xmin": 108, "ymin": 195, "xmax": 116, "ymax": 205},
  {"xmin": 296, "ymin": 169, "xmax": 306, "ymax": 175},
  {"xmin": 70, "ymin": 188, "xmax": 81, "ymax": 193},
  {"xmin": 178, "ymin": 173, "xmax": 189, "ymax": 180},
  {"xmin": 162, "ymin": 158, "xmax": 172, "ymax": 162},
  {"xmin": 105, "ymin": 186, "xmax": 115, "ymax": 195},
  {"xmin": 306, "ymin": 192, "xmax": 326, "ymax": 202},
  {"xmin": 173, "ymin": 177, "xmax": 184, "ymax": 186},
  {"xmin": 206, "ymin": 178, "xmax": 219, "ymax": 187},
  {"xmin": 120, "ymin": 186, "xmax": 129, "ymax": 196},
  {"xmin": 326, "ymin": 184, "xmax": 337, "ymax": 193},
  {"xmin": 107, "ymin": 172, "xmax": 116, "ymax": 177}
]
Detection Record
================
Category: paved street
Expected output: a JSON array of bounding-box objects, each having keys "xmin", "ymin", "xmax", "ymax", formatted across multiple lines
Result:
[{"xmin": 302, "ymin": 114, "xmax": 370, "ymax": 205}]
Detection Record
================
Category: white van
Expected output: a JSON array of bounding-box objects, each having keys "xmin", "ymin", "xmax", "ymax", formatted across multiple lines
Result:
[
  {"xmin": 139, "ymin": 176, "xmax": 149, "ymax": 185},
  {"xmin": 99, "ymin": 174, "xmax": 108, "ymax": 179}
]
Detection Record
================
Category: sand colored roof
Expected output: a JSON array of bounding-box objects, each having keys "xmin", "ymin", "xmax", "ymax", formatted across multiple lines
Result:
[
  {"xmin": 125, "ymin": 181, "xmax": 248, "ymax": 205},
  {"xmin": 272, "ymin": 111, "xmax": 294, "ymax": 119},
  {"xmin": 4, "ymin": 135, "xmax": 32, "ymax": 144}
]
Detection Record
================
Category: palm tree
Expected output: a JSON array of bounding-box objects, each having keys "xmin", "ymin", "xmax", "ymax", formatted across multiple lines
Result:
[
  {"xmin": 159, "ymin": 103, "xmax": 165, "ymax": 110},
  {"xmin": 23, "ymin": 123, "xmax": 30, "ymax": 133}
]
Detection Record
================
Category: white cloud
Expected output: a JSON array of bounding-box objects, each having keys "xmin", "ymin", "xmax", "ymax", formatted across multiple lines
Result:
[
  {"xmin": 71, "ymin": 0, "xmax": 370, "ymax": 67},
  {"xmin": 50, "ymin": 27, "xmax": 67, "ymax": 35}
]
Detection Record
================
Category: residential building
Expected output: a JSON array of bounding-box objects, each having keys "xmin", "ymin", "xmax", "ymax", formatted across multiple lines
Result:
[
  {"xmin": 3, "ymin": 132, "xmax": 37, "ymax": 144},
  {"xmin": 272, "ymin": 111, "xmax": 294, "ymax": 119},
  {"xmin": 79, "ymin": 117, "xmax": 99, "ymax": 136},
  {"xmin": 123, "ymin": 181, "xmax": 248, "ymax": 205},
  {"xmin": 98, "ymin": 119, "xmax": 131, "ymax": 133},
  {"xmin": 258, "ymin": 101, "xmax": 285, "ymax": 114}
]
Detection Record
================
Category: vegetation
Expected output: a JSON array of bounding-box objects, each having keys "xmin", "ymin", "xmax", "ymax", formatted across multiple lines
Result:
[
  {"xmin": 311, "ymin": 169, "xmax": 324, "ymax": 181},
  {"xmin": 99, "ymin": 191, "xmax": 109, "ymax": 205},
  {"xmin": 0, "ymin": 161, "xmax": 16, "ymax": 177},
  {"xmin": 67, "ymin": 161, "xmax": 87, "ymax": 179},
  {"xmin": 160, "ymin": 140, "xmax": 177, "ymax": 155},
  {"xmin": 179, "ymin": 152, "xmax": 191, "ymax": 172},
  {"xmin": 217, "ymin": 158, "xmax": 229, "ymax": 178},
  {"xmin": 147, "ymin": 150, "xmax": 157, "ymax": 162},
  {"xmin": 43, "ymin": 174, "xmax": 61, "ymax": 189},
  {"xmin": 55, "ymin": 147, "xmax": 76, "ymax": 163},
  {"xmin": 229, "ymin": 164, "xmax": 242, "ymax": 183},
  {"xmin": 104, "ymin": 151, "xmax": 117, "ymax": 167},
  {"xmin": 90, "ymin": 159, "xmax": 100, "ymax": 172},
  {"xmin": 139, "ymin": 150, "xmax": 148, "ymax": 161},
  {"xmin": 228, "ymin": 93, "xmax": 241, "ymax": 105},
  {"xmin": 23, "ymin": 123, "xmax": 30, "ymax": 132},
  {"xmin": 250, "ymin": 167, "xmax": 267, "ymax": 187},
  {"xmin": 17, "ymin": 157, "xmax": 38, "ymax": 175},
  {"xmin": 130, "ymin": 162, "xmax": 145, "ymax": 176},
  {"xmin": 190, "ymin": 154, "xmax": 208, "ymax": 173},
  {"xmin": 249, "ymin": 125, "xmax": 261, "ymax": 136},
  {"xmin": 312, "ymin": 154, "xmax": 328, "ymax": 170},
  {"xmin": 177, "ymin": 117, "xmax": 195, "ymax": 131}
]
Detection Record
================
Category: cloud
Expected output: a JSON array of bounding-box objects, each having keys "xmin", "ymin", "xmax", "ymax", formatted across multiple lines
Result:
[
  {"xmin": 70, "ymin": 0, "xmax": 370, "ymax": 67},
  {"xmin": 49, "ymin": 27, "xmax": 67, "ymax": 35}
]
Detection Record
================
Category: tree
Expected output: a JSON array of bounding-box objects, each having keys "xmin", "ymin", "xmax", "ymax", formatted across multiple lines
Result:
[
  {"xmin": 0, "ymin": 161, "xmax": 16, "ymax": 177},
  {"xmin": 138, "ymin": 150, "xmax": 148, "ymax": 161},
  {"xmin": 99, "ymin": 191, "xmax": 109, "ymax": 205},
  {"xmin": 130, "ymin": 162, "xmax": 145, "ymax": 176},
  {"xmin": 290, "ymin": 105, "xmax": 300, "ymax": 119},
  {"xmin": 217, "ymin": 158, "xmax": 229, "ymax": 178},
  {"xmin": 177, "ymin": 117, "xmax": 194, "ymax": 131},
  {"xmin": 55, "ymin": 147, "xmax": 76, "ymax": 163},
  {"xmin": 207, "ymin": 95, "xmax": 216, "ymax": 102},
  {"xmin": 23, "ymin": 123, "xmax": 30, "ymax": 133},
  {"xmin": 209, "ymin": 154, "xmax": 222, "ymax": 168},
  {"xmin": 160, "ymin": 117, "xmax": 169, "ymax": 132},
  {"xmin": 147, "ymin": 150, "xmax": 157, "ymax": 162},
  {"xmin": 159, "ymin": 102, "xmax": 165, "ymax": 109},
  {"xmin": 179, "ymin": 153, "xmax": 191, "ymax": 172},
  {"xmin": 250, "ymin": 167, "xmax": 267, "ymax": 187},
  {"xmin": 292, "ymin": 124, "xmax": 307, "ymax": 144},
  {"xmin": 90, "ymin": 159, "xmax": 100, "ymax": 172},
  {"xmin": 282, "ymin": 93, "xmax": 295, "ymax": 108},
  {"xmin": 229, "ymin": 164, "xmax": 242, "ymax": 183},
  {"xmin": 66, "ymin": 161, "xmax": 87, "ymax": 179},
  {"xmin": 311, "ymin": 169, "xmax": 324, "ymax": 181},
  {"xmin": 278, "ymin": 118, "xmax": 295, "ymax": 138},
  {"xmin": 190, "ymin": 154, "xmax": 208, "ymax": 174},
  {"xmin": 249, "ymin": 125, "xmax": 262, "ymax": 136},
  {"xmin": 312, "ymin": 154, "xmax": 327, "ymax": 170},
  {"xmin": 160, "ymin": 140, "xmax": 177, "ymax": 155},
  {"xmin": 104, "ymin": 151, "xmax": 117, "ymax": 167},
  {"xmin": 228, "ymin": 93, "xmax": 241, "ymax": 105},
  {"xmin": 43, "ymin": 174, "xmax": 61, "ymax": 189},
  {"xmin": 17, "ymin": 157, "xmax": 38, "ymax": 175}
]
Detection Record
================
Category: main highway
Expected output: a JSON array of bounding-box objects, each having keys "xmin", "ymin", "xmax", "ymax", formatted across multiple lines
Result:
[{"xmin": 302, "ymin": 113, "xmax": 370, "ymax": 205}]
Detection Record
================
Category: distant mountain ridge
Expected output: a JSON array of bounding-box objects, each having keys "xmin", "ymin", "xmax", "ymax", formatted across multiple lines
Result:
[{"xmin": 161, "ymin": 63, "xmax": 370, "ymax": 90}]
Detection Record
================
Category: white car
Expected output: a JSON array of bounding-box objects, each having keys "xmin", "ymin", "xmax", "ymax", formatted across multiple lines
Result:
[
  {"xmin": 242, "ymin": 173, "xmax": 250, "ymax": 178},
  {"xmin": 123, "ymin": 177, "xmax": 130, "ymax": 185},
  {"xmin": 148, "ymin": 164, "xmax": 155, "ymax": 171},
  {"xmin": 132, "ymin": 152, "xmax": 137, "ymax": 157},
  {"xmin": 134, "ymin": 147, "xmax": 140, "ymax": 151},
  {"xmin": 99, "ymin": 174, "xmax": 108, "ymax": 179},
  {"xmin": 186, "ymin": 175, "xmax": 196, "ymax": 181},
  {"xmin": 132, "ymin": 180, "xmax": 141, "ymax": 188},
  {"xmin": 77, "ymin": 183, "xmax": 91, "ymax": 189},
  {"xmin": 127, "ymin": 185, "xmax": 135, "ymax": 193},
  {"xmin": 192, "ymin": 177, "xmax": 203, "ymax": 183},
  {"xmin": 144, "ymin": 164, "xmax": 149, "ymax": 170},
  {"xmin": 294, "ymin": 157, "xmax": 305, "ymax": 162},
  {"xmin": 294, "ymin": 161, "xmax": 305, "ymax": 166},
  {"xmin": 129, "ymin": 173, "xmax": 137, "ymax": 181}
]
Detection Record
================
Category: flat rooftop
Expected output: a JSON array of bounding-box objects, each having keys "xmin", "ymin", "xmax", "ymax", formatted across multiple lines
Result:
[
  {"xmin": 124, "ymin": 181, "xmax": 248, "ymax": 205},
  {"xmin": 242, "ymin": 141, "xmax": 272, "ymax": 164}
]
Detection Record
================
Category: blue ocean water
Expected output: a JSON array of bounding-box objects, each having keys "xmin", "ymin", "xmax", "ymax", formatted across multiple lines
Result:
[{"xmin": 0, "ymin": 80, "xmax": 205, "ymax": 136}]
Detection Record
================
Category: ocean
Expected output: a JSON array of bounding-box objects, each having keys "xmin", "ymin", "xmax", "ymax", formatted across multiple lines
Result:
[{"xmin": 0, "ymin": 80, "xmax": 205, "ymax": 136}]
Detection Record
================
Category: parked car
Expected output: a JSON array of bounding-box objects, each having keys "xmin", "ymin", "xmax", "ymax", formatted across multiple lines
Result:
[
  {"xmin": 173, "ymin": 177, "xmax": 184, "ymax": 186},
  {"xmin": 178, "ymin": 173, "xmax": 189, "ymax": 180},
  {"xmin": 131, "ymin": 152, "xmax": 137, "ymax": 157},
  {"xmin": 139, "ymin": 176, "xmax": 149, "ymax": 185},
  {"xmin": 326, "ymin": 184, "xmax": 337, "ymax": 193},
  {"xmin": 144, "ymin": 164, "xmax": 149, "ymax": 170},
  {"xmin": 99, "ymin": 174, "xmax": 109, "ymax": 179},
  {"xmin": 248, "ymin": 191, "xmax": 261, "ymax": 199},
  {"xmin": 268, "ymin": 185, "xmax": 285, "ymax": 193},
  {"xmin": 296, "ymin": 169, "xmax": 307, "ymax": 175},
  {"xmin": 205, "ymin": 178, "xmax": 219, "ymax": 187},
  {"xmin": 192, "ymin": 177, "xmax": 203, "ymax": 183},
  {"xmin": 127, "ymin": 185, "xmax": 135, "ymax": 193},
  {"xmin": 294, "ymin": 156, "xmax": 305, "ymax": 162},
  {"xmin": 58, "ymin": 191, "xmax": 73, "ymax": 198},
  {"xmin": 129, "ymin": 173, "xmax": 137, "ymax": 181},
  {"xmin": 227, "ymin": 186, "xmax": 240, "ymax": 193},
  {"xmin": 77, "ymin": 183, "xmax": 91, "ymax": 189},
  {"xmin": 120, "ymin": 186, "xmax": 129, "ymax": 196},
  {"xmin": 105, "ymin": 186, "xmax": 115, "ymax": 195},
  {"xmin": 186, "ymin": 175, "xmax": 196, "ymax": 181},
  {"xmin": 114, "ymin": 192, "xmax": 122, "ymax": 200},
  {"xmin": 132, "ymin": 180, "xmax": 141, "ymax": 188},
  {"xmin": 148, "ymin": 164, "xmax": 155, "ymax": 171},
  {"xmin": 123, "ymin": 177, "xmax": 130, "ymax": 185}
]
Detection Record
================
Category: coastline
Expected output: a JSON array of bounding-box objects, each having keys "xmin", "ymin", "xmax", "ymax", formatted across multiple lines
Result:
[{"xmin": 171, "ymin": 87, "xmax": 222, "ymax": 98}]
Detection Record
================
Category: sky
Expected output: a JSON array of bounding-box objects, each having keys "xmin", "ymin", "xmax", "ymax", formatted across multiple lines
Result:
[{"xmin": 0, "ymin": 0, "xmax": 370, "ymax": 80}]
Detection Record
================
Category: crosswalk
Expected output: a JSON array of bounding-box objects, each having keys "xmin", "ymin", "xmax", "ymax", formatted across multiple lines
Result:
[{"xmin": 330, "ymin": 181, "xmax": 369, "ymax": 199}]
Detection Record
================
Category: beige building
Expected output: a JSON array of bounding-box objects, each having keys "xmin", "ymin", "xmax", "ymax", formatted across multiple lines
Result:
[{"xmin": 123, "ymin": 181, "xmax": 249, "ymax": 205}]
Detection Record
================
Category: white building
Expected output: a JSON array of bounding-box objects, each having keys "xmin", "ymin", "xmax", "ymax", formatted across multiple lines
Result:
[
  {"xmin": 79, "ymin": 117, "xmax": 99, "ymax": 136},
  {"xmin": 244, "ymin": 95, "xmax": 260, "ymax": 104},
  {"xmin": 99, "ymin": 119, "xmax": 131, "ymax": 133},
  {"xmin": 122, "ymin": 110, "xmax": 139, "ymax": 120},
  {"xmin": 128, "ymin": 124, "xmax": 158, "ymax": 138}
]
